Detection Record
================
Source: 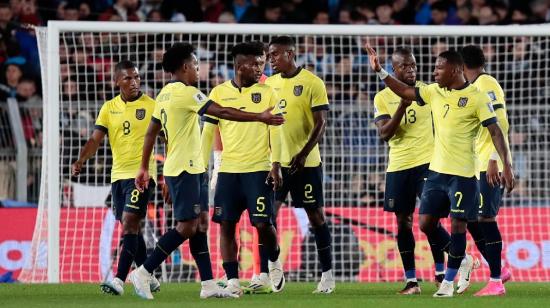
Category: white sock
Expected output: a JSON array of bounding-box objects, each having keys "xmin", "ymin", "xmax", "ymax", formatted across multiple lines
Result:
[
  {"xmin": 490, "ymin": 278, "xmax": 502, "ymax": 283},
  {"xmin": 406, "ymin": 278, "xmax": 418, "ymax": 283},
  {"xmin": 322, "ymin": 269, "xmax": 333, "ymax": 279},
  {"xmin": 435, "ymin": 271, "xmax": 445, "ymax": 276}
]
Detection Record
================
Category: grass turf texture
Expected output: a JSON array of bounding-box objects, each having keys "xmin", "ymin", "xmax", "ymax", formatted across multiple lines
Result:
[{"xmin": 1, "ymin": 282, "xmax": 549, "ymax": 308}]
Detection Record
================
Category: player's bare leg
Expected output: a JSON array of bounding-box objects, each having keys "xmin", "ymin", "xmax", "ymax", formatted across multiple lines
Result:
[
  {"xmin": 305, "ymin": 207, "xmax": 335, "ymax": 294},
  {"xmin": 395, "ymin": 212, "xmax": 420, "ymax": 295}
]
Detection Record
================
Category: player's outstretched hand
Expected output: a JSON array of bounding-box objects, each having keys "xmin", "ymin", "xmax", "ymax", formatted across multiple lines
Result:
[
  {"xmin": 486, "ymin": 159, "xmax": 501, "ymax": 187},
  {"xmin": 267, "ymin": 163, "xmax": 283, "ymax": 191},
  {"xmin": 289, "ymin": 152, "xmax": 307, "ymax": 175},
  {"xmin": 364, "ymin": 41, "xmax": 382, "ymax": 72},
  {"xmin": 501, "ymin": 164, "xmax": 515, "ymax": 193},
  {"xmin": 71, "ymin": 160, "xmax": 83, "ymax": 177},
  {"xmin": 135, "ymin": 167, "xmax": 150, "ymax": 193},
  {"xmin": 258, "ymin": 107, "xmax": 285, "ymax": 126}
]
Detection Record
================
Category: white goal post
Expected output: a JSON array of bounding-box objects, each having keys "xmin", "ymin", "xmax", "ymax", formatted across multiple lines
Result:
[{"xmin": 22, "ymin": 21, "xmax": 550, "ymax": 283}]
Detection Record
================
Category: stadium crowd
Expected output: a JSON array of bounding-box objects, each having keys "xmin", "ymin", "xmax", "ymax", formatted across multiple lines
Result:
[{"xmin": 0, "ymin": 0, "xmax": 549, "ymax": 205}]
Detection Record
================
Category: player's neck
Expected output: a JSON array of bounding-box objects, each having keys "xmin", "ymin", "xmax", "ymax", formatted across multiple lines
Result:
[
  {"xmin": 281, "ymin": 65, "xmax": 300, "ymax": 78},
  {"xmin": 464, "ymin": 68, "xmax": 485, "ymax": 83},
  {"xmin": 120, "ymin": 92, "xmax": 141, "ymax": 103}
]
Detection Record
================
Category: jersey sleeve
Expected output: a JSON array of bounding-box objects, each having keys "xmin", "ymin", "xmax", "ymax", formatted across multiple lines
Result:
[
  {"xmin": 151, "ymin": 99, "xmax": 161, "ymax": 124},
  {"xmin": 476, "ymin": 93, "xmax": 498, "ymax": 127},
  {"xmin": 415, "ymin": 84, "xmax": 434, "ymax": 106},
  {"xmin": 373, "ymin": 92, "xmax": 391, "ymax": 123},
  {"xmin": 182, "ymin": 86, "xmax": 213, "ymax": 116},
  {"xmin": 203, "ymin": 87, "xmax": 220, "ymax": 123},
  {"xmin": 94, "ymin": 103, "xmax": 109, "ymax": 133},
  {"xmin": 310, "ymin": 77, "xmax": 329, "ymax": 112}
]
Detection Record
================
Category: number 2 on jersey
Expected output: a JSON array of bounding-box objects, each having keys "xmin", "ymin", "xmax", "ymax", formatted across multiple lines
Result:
[{"xmin": 443, "ymin": 104, "xmax": 450, "ymax": 118}]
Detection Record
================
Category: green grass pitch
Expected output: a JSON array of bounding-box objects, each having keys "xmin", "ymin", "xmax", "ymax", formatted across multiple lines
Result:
[{"xmin": 1, "ymin": 282, "xmax": 549, "ymax": 308}]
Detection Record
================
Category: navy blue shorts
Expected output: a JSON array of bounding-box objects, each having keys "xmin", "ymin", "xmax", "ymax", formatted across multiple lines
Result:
[
  {"xmin": 479, "ymin": 172, "xmax": 503, "ymax": 218},
  {"xmin": 165, "ymin": 171, "xmax": 202, "ymax": 221},
  {"xmin": 419, "ymin": 171, "xmax": 479, "ymax": 221},
  {"xmin": 111, "ymin": 179, "xmax": 155, "ymax": 221},
  {"xmin": 199, "ymin": 172, "xmax": 209, "ymax": 212},
  {"xmin": 213, "ymin": 171, "xmax": 274, "ymax": 225},
  {"xmin": 275, "ymin": 166, "xmax": 324, "ymax": 208},
  {"xmin": 384, "ymin": 163, "xmax": 429, "ymax": 214}
]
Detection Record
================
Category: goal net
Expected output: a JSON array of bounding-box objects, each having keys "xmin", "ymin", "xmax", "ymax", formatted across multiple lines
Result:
[{"xmin": 20, "ymin": 22, "xmax": 550, "ymax": 283}]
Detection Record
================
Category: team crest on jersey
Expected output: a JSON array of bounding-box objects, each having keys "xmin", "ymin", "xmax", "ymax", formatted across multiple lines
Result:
[
  {"xmin": 488, "ymin": 91, "xmax": 497, "ymax": 102},
  {"xmin": 251, "ymin": 93, "xmax": 262, "ymax": 103},
  {"xmin": 457, "ymin": 97, "xmax": 468, "ymax": 107},
  {"xmin": 293, "ymin": 85, "xmax": 304, "ymax": 96},
  {"xmin": 135, "ymin": 108, "xmax": 146, "ymax": 120}
]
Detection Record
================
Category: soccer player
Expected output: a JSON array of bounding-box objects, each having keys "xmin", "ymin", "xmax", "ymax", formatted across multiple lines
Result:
[
  {"xmin": 461, "ymin": 44, "xmax": 512, "ymax": 296},
  {"xmin": 366, "ymin": 45, "xmax": 514, "ymax": 297},
  {"xmin": 373, "ymin": 47, "xmax": 442, "ymax": 294},
  {"xmin": 132, "ymin": 43, "xmax": 284, "ymax": 300},
  {"xmin": 71, "ymin": 60, "xmax": 160, "ymax": 296},
  {"xmin": 265, "ymin": 35, "xmax": 334, "ymax": 294},
  {"xmin": 201, "ymin": 41, "xmax": 285, "ymax": 297}
]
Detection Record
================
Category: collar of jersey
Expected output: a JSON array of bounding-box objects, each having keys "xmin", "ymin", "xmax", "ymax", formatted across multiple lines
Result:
[
  {"xmin": 120, "ymin": 91, "xmax": 143, "ymax": 104},
  {"xmin": 280, "ymin": 67, "xmax": 302, "ymax": 79},
  {"xmin": 470, "ymin": 72, "xmax": 489, "ymax": 84},
  {"xmin": 167, "ymin": 80, "xmax": 189, "ymax": 86},
  {"xmin": 230, "ymin": 79, "xmax": 256, "ymax": 92},
  {"xmin": 446, "ymin": 81, "xmax": 470, "ymax": 92}
]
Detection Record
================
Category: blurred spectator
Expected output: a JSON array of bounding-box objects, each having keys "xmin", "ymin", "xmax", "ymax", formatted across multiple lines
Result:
[
  {"xmin": 202, "ymin": 0, "xmax": 225, "ymax": 23},
  {"xmin": 375, "ymin": 1, "xmax": 395, "ymax": 25},
  {"xmin": 16, "ymin": 77, "xmax": 39, "ymax": 102},
  {"xmin": 147, "ymin": 9, "xmax": 164, "ymax": 22},
  {"xmin": 13, "ymin": 0, "xmax": 41, "ymax": 25},
  {"xmin": 218, "ymin": 11, "xmax": 236, "ymax": 23},
  {"xmin": 79, "ymin": 2, "xmax": 93, "ymax": 21},
  {"xmin": 0, "ymin": 63, "xmax": 22, "ymax": 100},
  {"xmin": 281, "ymin": 0, "xmax": 311, "ymax": 24},
  {"xmin": 415, "ymin": 0, "xmax": 438, "ymax": 25},
  {"xmin": 338, "ymin": 7, "xmax": 351, "ymax": 24},
  {"xmin": 99, "ymin": 0, "xmax": 144, "ymax": 22},
  {"xmin": 456, "ymin": 3, "xmax": 477, "ymax": 25},
  {"xmin": 430, "ymin": 1, "xmax": 448, "ymax": 25},
  {"xmin": 356, "ymin": 2, "xmax": 375, "ymax": 23},
  {"xmin": 62, "ymin": 3, "xmax": 80, "ymax": 21},
  {"xmin": 313, "ymin": 10, "xmax": 330, "ymax": 24},
  {"xmin": 478, "ymin": 5, "xmax": 498, "ymax": 25},
  {"xmin": 0, "ymin": 3, "xmax": 15, "ymax": 44},
  {"xmin": 531, "ymin": 0, "xmax": 550, "ymax": 23},
  {"xmin": 392, "ymin": 0, "xmax": 415, "ymax": 24},
  {"xmin": 511, "ymin": 6, "xmax": 532, "ymax": 24},
  {"xmin": 494, "ymin": 1, "xmax": 510, "ymax": 24},
  {"xmin": 231, "ymin": 0, "xmax": 250, "ymax": 22}
]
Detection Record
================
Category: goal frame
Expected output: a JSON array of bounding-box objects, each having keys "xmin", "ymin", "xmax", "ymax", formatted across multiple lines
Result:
[{"xmin": 42, "ymin": 21, "xmax": 550, "ymax": 283}]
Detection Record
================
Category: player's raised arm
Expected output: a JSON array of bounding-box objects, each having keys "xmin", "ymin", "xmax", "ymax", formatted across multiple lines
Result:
[
  {"xmin": 486, "ymin": 122, "xmax": 515, "ymax": 193},
  {"xmin": 365, "ymin": 42, "xmax": 417, "ymax": 101},
  {"xmin": 72, "ymin": 128, "xmax": 106, "ymax": 177},
  {"xmin": 135, "ymin": 119, "xmax": 161, "ymax": 192},
  {"xmin": 204, "ymin": 103, "xmax": 284, "ymax": 125}
]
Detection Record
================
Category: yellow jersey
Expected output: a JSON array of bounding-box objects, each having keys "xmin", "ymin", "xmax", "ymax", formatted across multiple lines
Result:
[
  {"xmin": 416, "ymin": 82, "xmax": 497, "ymax": 178},
  {"xmin": 472, "ymin": 74, "xmax": 510, "ymax": 172},
  {"xmin": 265, "ymin": 68, "xmax": 329, "ymax": 168},
  {"xmin": 95, "ymin": 93, "xmax": 157, "ymax": 183},
  {"xmin": 204, "ymin": 80, "xmax": 282, "ymax": 173},
  {"xmin": 153, "ymin": 81, "xmax": 212, "ymax": 176},
  {"xmin": 374, "ymin": 81, "xmax": 433, "ymax": 172}
]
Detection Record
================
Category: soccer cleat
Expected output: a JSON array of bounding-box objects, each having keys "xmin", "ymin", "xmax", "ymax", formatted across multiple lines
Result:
[
  {"xmin": 200, "ymin": 280, "xmax": 239, "ymax": 299},
  {"xmin": 501, "ymin": 267, "xmax": 512, "ymax": 283},
  {"xmin": 224, "ymin": 279, "xmax": 243, "ymax": 297},
  {"xmin": 130, "ymin": 266, "xmax": 154, "ymax": 300},
  {"xmin": 100, "ymin": 277, "xmax": 124, "ymax": 295},
  {"xmin": 456, "ymin": 254, "xmax": 480, "ymax": 294},
  {"xmin": 243, "ymin": 273, "xmax": 273, "ymax": 294},
  {"xmin": 397, "ymin": 281, "xmax": 421, "ymax": 295},
  {"xmin": 474, "ymin": 280, "xmax": 506, "ymax": 296},
  {"xmin": 434, "ymin": 274, "xmax": 445, "ymax": 288},
  {"xmin": 150, "ymin": 275, "xmax": 161, "ymax": 293},
  {"xmin": 433, "ymin": 280, "xmax": 454, "ymax": 298},
  {"xmin": 313, "ymin": 270, "xmax": 335, "ymax": 294},
  {"xmin": 217, "ymin": 275, "xmax": 228, "ymax": 288},
  {"xmin": 268, "ymin": 260, "xmax": 286, "ymax": 293}
]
